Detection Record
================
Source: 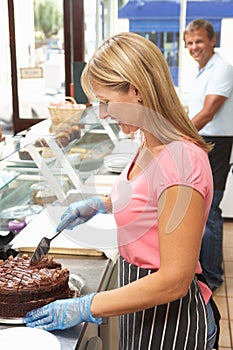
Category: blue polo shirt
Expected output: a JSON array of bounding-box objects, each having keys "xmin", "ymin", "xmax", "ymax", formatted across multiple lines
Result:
[{"xmin": 188, "ymin": 53, "xmax": 233, "ymax": 136}]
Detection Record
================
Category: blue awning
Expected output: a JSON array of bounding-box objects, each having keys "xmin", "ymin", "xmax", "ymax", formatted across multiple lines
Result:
[
  {"xmin": 119, "ymin": 0, "xmax": 233, "ymax": 32},
  {"xmin": 187, "ymin": 1, "xmax": 233, "ymax": 19},
  {"xmin": 119, "ymin": 1, "xmax": 180, "ymax": 19}
]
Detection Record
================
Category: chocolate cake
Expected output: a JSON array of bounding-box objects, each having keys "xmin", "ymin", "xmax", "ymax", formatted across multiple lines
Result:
[{"xmin": 0, "ymin": 255, "xmax": 74, "ymax": 318}]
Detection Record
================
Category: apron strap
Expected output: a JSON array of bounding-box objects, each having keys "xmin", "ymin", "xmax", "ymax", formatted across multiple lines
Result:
[{"xmin": 196, "ymin": 273, "xmax": 221, "ymax": 350}]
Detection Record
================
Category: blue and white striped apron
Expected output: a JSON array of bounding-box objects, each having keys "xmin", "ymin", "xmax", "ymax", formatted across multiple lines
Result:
[{"xmin": 119, "ymin": 256, "xmax": 208, "ymax": 350}]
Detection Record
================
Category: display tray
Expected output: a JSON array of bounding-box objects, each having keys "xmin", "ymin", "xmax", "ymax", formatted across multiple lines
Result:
[
  {"xmin": 6, "ymin": 159, "xmax": 38, "ymax": 168},
  {"xmin": 104, "ymin": 154, "xmax": 130, "ymax": 173},
  {"xmin": 0, "ymin": 205, "xmax": 43, "ymax": 220},
  {"xmin": 17, "ymin": 247, "xmax": 103, "ymax": 256},
  {"xmin": 5, "ymin": 153, "xmax": 56, "ymax": 168},
  {"xmin": 105, "ymin": 165, "xmax": 125, "ymax": 173}
]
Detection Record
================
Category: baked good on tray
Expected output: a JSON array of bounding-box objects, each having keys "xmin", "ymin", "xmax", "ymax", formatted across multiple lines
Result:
[
  {"xmin": 0, "ymin": 255, "xmax": 74, "ymax": 318},
  {"xmin": 18, "ymin": 147, "xmax": 42, "ymax": 161}
]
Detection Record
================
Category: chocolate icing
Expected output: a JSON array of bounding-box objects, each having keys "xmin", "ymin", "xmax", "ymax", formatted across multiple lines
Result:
[{"xmin": 0, "ymin": 255, "xmax": 73, "ymax": 318}]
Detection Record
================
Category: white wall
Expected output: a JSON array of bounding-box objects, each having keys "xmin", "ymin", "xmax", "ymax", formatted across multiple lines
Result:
[{"xmin": 219, "ymin": 18, "xmax": 233, "ymax": 65}]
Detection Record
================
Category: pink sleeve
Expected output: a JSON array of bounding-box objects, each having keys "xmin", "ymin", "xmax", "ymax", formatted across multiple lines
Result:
[{"xmin": 156, "ymin": 141, "xmax": 212, "ymax": 201}]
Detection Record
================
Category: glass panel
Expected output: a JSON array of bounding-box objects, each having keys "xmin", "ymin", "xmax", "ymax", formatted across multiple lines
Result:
[
  {"xmin": 84, "ymin": 0, "xmax": 100, "ymax": 61},
  {"xmin": 0, "ymin": 0, "xmax": 13, "ymax": 130},
  {"xmin": 2, "ymin": 0, "xmax": 116, "ymax": 131},
  {"xmin": 14, "ymin": 0, "xmax": 65, "ymax": 120},
  {"xmin": 164, "ymin": 32, "xmax": 179, "ymax": 68}
]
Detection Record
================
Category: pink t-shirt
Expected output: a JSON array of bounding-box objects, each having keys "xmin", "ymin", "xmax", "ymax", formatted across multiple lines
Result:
[{"xmin": 111, "ymin": 140, "xmax": 213, "ymax": 302}]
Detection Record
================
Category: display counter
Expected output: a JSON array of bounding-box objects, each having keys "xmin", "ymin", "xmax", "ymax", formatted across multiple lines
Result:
[{"xmin": 0, "ymin": 109, "xmax": 133, "ymax": 349}]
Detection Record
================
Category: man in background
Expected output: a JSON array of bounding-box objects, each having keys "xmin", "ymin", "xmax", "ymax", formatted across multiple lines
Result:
[{"xmin": 184, "ymin": 18, "xmax": 233, "ymax": 291}]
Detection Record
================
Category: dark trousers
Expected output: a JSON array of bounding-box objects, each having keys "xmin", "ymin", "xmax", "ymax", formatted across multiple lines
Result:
[{"xmin": 200, "ymin": 136, "xmax": 233, "ymax": 289}]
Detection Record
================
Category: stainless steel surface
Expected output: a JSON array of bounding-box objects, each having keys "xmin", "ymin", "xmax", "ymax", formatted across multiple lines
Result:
[
  {"xmin": 86, "ymin": 336, "xmax": 103, "ymax": 350},
  {"xmin": 50, "ymin": 255, "xmax": 117, "ymax": 350}
]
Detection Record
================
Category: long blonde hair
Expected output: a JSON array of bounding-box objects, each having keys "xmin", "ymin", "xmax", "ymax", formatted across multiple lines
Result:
[{"xmin": 81, "ymin": 32, "xmax": 212, "ymax": 152}]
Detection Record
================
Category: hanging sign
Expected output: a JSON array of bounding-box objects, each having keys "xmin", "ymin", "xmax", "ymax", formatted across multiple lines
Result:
[{"xmin": 20, "ymin": 67, "xmax": 43, "ymax": 79}]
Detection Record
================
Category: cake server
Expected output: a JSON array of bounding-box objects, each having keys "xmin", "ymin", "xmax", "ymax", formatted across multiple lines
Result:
[
  {"xmin": 30, "ymin": 210, "xmax": 78, "ymax": 264},
  {"xmin": 30, "ymin": 229, "xmax": 63, "ymax": 264}
]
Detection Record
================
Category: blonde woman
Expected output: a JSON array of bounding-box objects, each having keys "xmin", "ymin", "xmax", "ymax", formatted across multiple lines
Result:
[{"xmin": 25, "ymin": 32, "xmax": 220, "ymax": 349}]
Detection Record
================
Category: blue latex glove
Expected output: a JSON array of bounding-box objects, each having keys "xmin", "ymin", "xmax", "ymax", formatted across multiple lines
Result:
[
  {"xmin": 23, "ymin": 293, "xmax": 102, "ymax": 331},
  {"xmin": 56, "ymin": 196, "xmax": 106, "ymax": 231}
]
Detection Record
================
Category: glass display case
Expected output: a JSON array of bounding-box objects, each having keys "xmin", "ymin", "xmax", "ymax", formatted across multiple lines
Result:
[{"xmin": 0, "ymin": 105, "xmax": 138, "ymax": 234}]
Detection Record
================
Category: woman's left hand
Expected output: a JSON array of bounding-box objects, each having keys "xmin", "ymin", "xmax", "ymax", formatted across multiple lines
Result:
[{"xmin": 23, "ymin": 293, "xmax": 102, "ymax": 331}]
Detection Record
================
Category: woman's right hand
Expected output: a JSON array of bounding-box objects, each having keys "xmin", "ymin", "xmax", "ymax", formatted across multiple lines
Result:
[{"xmin": 56, "ymin": 196, "xmax": 106, "ymax": 231}]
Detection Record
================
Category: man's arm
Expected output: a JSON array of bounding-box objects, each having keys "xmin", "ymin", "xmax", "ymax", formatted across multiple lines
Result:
[{"xmin": 191, "ymin": 94, "xmax": 227, "ymax": 131}]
